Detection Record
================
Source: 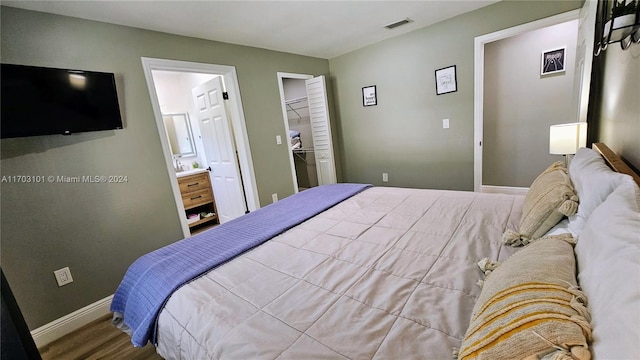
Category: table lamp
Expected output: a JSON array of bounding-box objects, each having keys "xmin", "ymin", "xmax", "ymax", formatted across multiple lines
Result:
[{"xmin": 549, "ymin": 122, "xmax": 587, "ymax": 166}]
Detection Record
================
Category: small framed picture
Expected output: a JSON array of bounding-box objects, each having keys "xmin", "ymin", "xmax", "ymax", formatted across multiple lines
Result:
[
  {"xmin": 435, "ymin": 65, "xmax": 457, "ymax": 95},
  {"xmin": 362, "ymin": 85, "xmax": 377, "ymax": 106},
  {"xmin": 541, "ymin": 47, "xmax": 565, "ymax": 75}
]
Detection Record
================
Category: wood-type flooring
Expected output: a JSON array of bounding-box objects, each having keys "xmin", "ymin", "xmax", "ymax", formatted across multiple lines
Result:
[{"xmin": 39, "ymin": 315, "xmax": 162, "ymax": 360}]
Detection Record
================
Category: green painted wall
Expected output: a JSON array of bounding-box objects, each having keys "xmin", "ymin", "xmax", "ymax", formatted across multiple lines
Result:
[
  {"xmin": 329, "ymin": 0, "xmax": 582, "ymax": 190},
  {"xmin": 0, "ymin": 1, "xmax": 594, "ymax": 332},
  {"xmin": 0, "ymin": 6, "xmax": 329, "ymax": 329}
]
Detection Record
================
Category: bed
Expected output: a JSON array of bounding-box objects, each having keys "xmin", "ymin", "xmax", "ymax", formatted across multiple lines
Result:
[{"xmin": 111, "ymin": 143, "xmax": 640, "ymax": 360}]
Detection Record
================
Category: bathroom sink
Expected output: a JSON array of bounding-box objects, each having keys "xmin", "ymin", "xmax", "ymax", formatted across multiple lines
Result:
[{"xmin": 176, "ymin": 168, "xmax": 207, "ymax": 178}]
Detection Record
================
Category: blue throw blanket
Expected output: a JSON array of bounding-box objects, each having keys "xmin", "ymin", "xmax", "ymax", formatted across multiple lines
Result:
[{"xmin": 110, "ymin": 183, "xmax": 371, "ymax": 347}]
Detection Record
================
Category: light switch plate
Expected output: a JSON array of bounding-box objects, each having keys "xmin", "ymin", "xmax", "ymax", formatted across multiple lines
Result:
[
  {"xmin": 276, "ymin": 135, "xmax": 282, "ymax": 145},
  {"xmin": 443, "ymin": 119, "xmax": 450, "ymax": 129}
]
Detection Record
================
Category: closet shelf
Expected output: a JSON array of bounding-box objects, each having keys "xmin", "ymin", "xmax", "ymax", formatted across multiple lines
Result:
[
  {"xmin": 285, "ymin": 96, "xmax": 307, "ymax": 105},
  {"xmin": 285, "ymin": 97, "xmax": 309, "ymax": 120}
]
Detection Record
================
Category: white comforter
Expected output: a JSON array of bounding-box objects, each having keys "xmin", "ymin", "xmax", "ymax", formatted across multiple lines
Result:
[{"xmin": 156, "ymin": 187, "xmax": 523, "ymax": 359}]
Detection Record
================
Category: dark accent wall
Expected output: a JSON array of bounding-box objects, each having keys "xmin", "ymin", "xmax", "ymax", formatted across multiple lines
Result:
[{"xmin": 589, "ymin": 2, "xmax": 640, "ymax": 169}]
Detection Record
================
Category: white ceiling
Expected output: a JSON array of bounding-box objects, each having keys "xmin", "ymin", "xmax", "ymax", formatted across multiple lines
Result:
[{"xmin": 1, "ymin": 1, "xmax": 499, "ymax": 59}]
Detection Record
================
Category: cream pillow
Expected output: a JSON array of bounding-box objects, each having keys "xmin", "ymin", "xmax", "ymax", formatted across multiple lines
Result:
[
  {"xmin": 458, "ymin": 234, "xmax": 591, "ymax": 360},
  {"xmin": 503, "ymin": 162, "xmax": 579, "ymax": 246},
  {"xmin": 574, "ymin": 177, "xmax": 640, "ymax": 359}
]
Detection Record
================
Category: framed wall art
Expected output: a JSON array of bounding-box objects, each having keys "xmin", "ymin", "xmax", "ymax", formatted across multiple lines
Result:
[
  {"xmin": 435, "ymin": 65, "xmax": 457, "ymax": 95},
  {"xmin": 362, "ymin": 85, "xmax": 377, "ymax": 106},
  {"xmin": 541, "ymin": 47, "xmax": 565, "ymax": 75}
]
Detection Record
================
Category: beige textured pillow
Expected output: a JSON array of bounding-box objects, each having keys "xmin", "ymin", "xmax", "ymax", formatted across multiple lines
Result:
[
  {"xmin": 503, "ymin": 162, "xmax": 579, "ymax": 246},
  {"xmin": 457, "ymin": 234, "xmax": 592, "ymax": 360}
]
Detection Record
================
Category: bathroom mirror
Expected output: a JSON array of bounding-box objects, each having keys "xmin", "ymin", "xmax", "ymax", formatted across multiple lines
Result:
[{"xmin": 163, "ymin": 113, "xmax": 196, "ymax": 157}]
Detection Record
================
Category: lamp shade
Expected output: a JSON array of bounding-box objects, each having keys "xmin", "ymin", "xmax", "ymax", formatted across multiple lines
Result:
[{"xmin": 549, "ymin": 122, "xmax": 588, "ymax": 155}]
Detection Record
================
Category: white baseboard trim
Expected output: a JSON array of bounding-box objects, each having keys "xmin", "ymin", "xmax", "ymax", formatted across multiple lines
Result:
[
  {"xmin": 31, "ymin": 294, "xmax": 113, "ymax": 348},
  {"xmin": 480, "ymin": 185, "xmax": 529, "ymax": 196}
]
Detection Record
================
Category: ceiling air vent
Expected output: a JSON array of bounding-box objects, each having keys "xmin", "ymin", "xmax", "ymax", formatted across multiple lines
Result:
[{"xmin": 384, "ymin": 18, "xmax": 414, "ymax": 30}]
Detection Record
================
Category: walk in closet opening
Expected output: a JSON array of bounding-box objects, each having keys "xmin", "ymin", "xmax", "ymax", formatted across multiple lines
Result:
[
  {"xmin": 278, "ymin": 72, "xmax": 337, "ymax": 193},
  {"xmin": 284, "ymin": 78, "xmax": 318, "ymax": 191}
]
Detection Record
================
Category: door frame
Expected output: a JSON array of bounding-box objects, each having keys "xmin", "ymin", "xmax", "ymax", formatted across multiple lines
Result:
[
  {"xmin": 473, "ymin": 10, "xmax": 580, "ymax": 192},
  {"xmin": 141, "ymin": 57, "xmax": 259, "ymax": 237},
  {"xmin": 277, "ymin": 72, "xmax": 313, "ymax": 194}
]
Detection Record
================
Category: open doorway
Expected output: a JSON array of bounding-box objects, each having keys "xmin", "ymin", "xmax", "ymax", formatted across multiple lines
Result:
[
  {"xmin": 277, "ymin": 72, "xmax": 337, "ymax": 193},
  {"xmin": 472, "ymin": 6, "xmax": 594, "ymax": 193},
  {"xmin": 141, "ymin": 58, "xmax": 259, "ymax": 237},
  {"xmin": 278, "ymin": 73, "xmax": 317, "ymax": 192}
]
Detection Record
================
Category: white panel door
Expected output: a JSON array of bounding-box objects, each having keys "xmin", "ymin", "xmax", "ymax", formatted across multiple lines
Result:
[
  {"xmin": 192, "ymin": 77, "xmax": 246, "ymax": 223},
  {"xmin": 305, "ymin": 76, "xmax": 337, "ymax": 185}
]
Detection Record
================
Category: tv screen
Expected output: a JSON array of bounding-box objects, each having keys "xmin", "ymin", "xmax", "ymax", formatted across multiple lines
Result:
[{"xmin": 1, "ymin": 64, "xmax": 123, "ymax": 138}]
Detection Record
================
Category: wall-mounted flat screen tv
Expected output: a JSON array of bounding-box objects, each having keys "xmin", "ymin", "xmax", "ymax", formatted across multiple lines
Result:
[{"xmin": 1, "ymin": 64, "xmax": 123, "ymax": 139}]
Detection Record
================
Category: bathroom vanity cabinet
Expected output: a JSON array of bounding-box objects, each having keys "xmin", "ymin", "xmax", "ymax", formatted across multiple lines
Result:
[{"xmin": 177, "ymin": 170, "xmax": 218, "ymax": 232}]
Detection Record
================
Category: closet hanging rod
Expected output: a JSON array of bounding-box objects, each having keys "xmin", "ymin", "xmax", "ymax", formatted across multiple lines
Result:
[
  {"xmin": 293, "ymin": 147, "xmax": 314, "ymax": 163},
  {"xmin": 293, "ymin": 147, "xmax": 314, "ymax": 153}
]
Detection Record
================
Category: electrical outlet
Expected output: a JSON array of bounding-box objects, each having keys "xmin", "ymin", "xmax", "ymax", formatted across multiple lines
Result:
[
  {"xmin": 443, "ymin": 118, "xmax": 450, "ymax": 129},
  {"xmin": 272, "ymin": 193, "xmax": 278, "ymax": 202},
  {"xmin": 382, "ymin": 173, "xmax": 389, "ymax": 182},
  {"xmin": 276, "ymin": 135, "xmax": 282, "ymax": 145},
  {"xmin": 54, "ymin": 267, "xmax": 74, "ymax": 287}
]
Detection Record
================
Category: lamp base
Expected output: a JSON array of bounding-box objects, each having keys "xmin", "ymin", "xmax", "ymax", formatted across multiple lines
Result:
[{"xmin": 563, "ymin": 154, "xmax": 574, "ymax": 168}]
